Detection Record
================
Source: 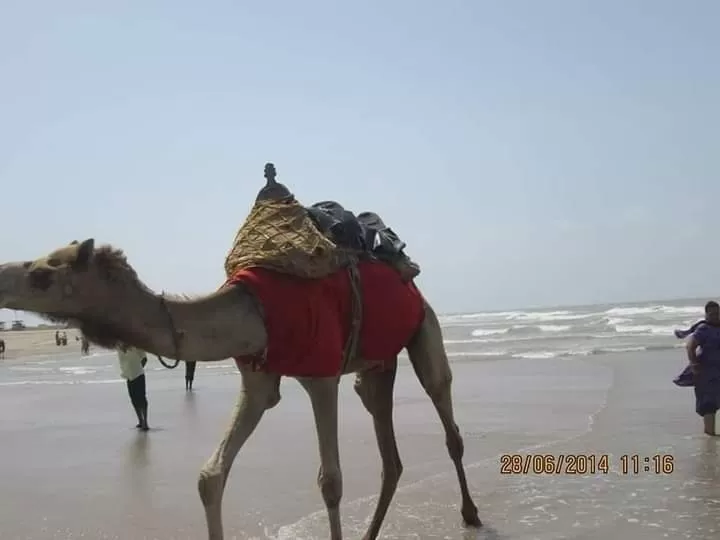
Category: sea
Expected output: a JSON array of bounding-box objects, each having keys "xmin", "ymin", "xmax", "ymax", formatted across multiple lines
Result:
[
  {"xmin": 437, "ymin": 296, "xmax": 706, "ymax": 362},
  {"xmin": 0, "ymin": 297, "xmax": 706, "ymax": 386}
]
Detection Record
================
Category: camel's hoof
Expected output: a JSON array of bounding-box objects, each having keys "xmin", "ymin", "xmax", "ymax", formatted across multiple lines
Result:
[
  {"xmin": 465, "ymin": 516, "xmax": 483, "ymax": 528},
  {"xmin": 462, "ymin": 506, "xmax": 482, "ymax": 528}
]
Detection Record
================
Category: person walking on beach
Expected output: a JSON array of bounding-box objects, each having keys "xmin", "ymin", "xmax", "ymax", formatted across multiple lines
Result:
[
  {"xmin": 0, "ymin": 338, "xmax": 5, "ymax": 359},
  {"xmin": 673, "ymin": 301, "xmax": 719, "ymax": 386},
  {"xmin": 185, "ymin": 361, "xmax": 197, "ymax": 391},
  {"xmin": 685, "ymin": 300, "xmax": 720, "ymax": 436},
  {"xmin": 117, "ymin": 343, "xmax": 150, "ymax": 431}
]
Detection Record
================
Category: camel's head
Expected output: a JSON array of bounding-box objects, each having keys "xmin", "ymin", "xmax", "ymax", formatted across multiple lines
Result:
[{"xmin": 0, "ymin": 238, "xmax": 139, "ymax": 324}]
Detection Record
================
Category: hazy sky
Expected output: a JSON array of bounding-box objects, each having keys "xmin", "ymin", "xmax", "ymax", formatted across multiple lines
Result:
[{"xmin": 1, "ymin": 0, "xmax": 718, "ymax": 324}]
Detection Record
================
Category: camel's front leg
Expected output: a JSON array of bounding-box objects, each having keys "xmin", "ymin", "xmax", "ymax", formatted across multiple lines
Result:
[
  {"xmin": 297, "ymin": 376, "xmax": 343, "ymax": 540},
  {"xmin": 354, "ymin": 363, "xmax": 402, "ymax": 540},
  {"xmin": 198, "ymin": 368, "xmax": 281, "ymax": 540}
]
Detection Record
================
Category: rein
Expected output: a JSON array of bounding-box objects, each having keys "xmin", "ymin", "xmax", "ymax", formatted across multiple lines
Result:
[{"xmin": 158, "ymin": 292, "xmax": 182, "ymax": 369}]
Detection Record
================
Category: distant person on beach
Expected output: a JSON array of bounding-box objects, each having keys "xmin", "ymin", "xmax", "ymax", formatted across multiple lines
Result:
[
  {"xmin": 185, "ymin": 361, "xmax": 197, "ymax": 391},
  {"xmin": 0, "ymin": 338, "xmax": 5, "ymax": 359},
  {"xmin": 685, "ymin": 300, "xmax": 720, "ymax": 436},
  {"xmin": 117, "ymin": 343, "xmax": 150, "ymax": 431}
]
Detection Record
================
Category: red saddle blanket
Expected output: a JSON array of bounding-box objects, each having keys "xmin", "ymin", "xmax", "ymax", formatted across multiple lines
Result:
[{"xmin": 227, "ymin": 260, "xmax": 425, "ymax": 377}]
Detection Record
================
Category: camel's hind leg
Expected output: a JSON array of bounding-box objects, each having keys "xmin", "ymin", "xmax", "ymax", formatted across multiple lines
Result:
[
  {"xmin": 297, "ymin": 376, "xmax": 344, "ymax": 540},
  {"xmin": 406, "ymin": 300, "xmax": 481, "ymax": 527},
  {"xmin": 354, "ymin": 363, "xmax": 403, "ymax": 540},
  {"xmin": 198, "ymin": 367, "xmax": 281, "ymax": 540}
]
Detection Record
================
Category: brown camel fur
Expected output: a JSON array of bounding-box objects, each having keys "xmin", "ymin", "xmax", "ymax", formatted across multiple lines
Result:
[{"xmin": 0, "ymin": 239, "xmax": 481, "ymax": 540}]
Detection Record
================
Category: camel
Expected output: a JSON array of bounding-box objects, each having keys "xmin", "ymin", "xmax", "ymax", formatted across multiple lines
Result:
[{"xmin": 0, "ymin": 239, "xmax": 481, "ymax": 540}]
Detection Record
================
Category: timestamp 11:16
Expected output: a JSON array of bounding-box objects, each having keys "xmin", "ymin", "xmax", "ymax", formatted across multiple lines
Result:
[{"xmin": 620, "ymin": 454, "xmax": 674, "ymax": 474}]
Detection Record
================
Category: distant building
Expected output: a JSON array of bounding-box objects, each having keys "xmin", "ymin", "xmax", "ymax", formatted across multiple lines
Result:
[{"xmin": 0, "ymin": 321, "xmax": 5, "ymax": 331}]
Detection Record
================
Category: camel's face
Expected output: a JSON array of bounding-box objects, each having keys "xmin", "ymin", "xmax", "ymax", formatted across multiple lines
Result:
[{"xmin": 0, "ymin": 238, "xmax": 108, "ymax": 317}]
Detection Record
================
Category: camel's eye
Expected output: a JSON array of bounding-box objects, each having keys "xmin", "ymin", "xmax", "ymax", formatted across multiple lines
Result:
[
  {"xmin": 29, "ymin": 267, "xmax": 54, "ymax": 291},
  {"xmin": 47, "ymin": 257, "xmax": 62, "ymax": 267}
]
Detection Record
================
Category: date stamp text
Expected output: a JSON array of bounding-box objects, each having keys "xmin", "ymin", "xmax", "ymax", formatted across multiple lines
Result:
[{"xmin": 499, "ymin": 453, "xmax": 674, "ymax": 475}]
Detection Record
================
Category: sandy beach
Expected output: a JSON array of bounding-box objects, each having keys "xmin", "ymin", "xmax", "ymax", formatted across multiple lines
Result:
[
  {"xmin": 0, "ymin": 328, "xmax": 83, "ymax": 360},
  {"xmin": 0, "ymin": 330, "xmax": 719, "ymax": 539}
]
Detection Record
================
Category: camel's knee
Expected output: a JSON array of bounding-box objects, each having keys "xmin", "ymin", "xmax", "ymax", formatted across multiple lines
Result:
[
  {"xmin": 198, "ymin": 466, "xmax": 224, "ymax": 508},
  {"xmin": 318, "ymin": 466, "xmax": 343, "ymax": 509}
]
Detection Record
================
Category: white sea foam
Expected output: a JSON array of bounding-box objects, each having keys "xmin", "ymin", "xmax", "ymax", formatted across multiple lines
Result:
[
  {"xmin": 58, "ymin": 366, "xmax": 97, "ymax": 376},
  {"xmin": 605, "ymin": 317, "xmax": 632, "ymax": 326},
  {"xmin": 605, "ymin": 305, "xmax": 701, "ymax": 317},
  {"xmin": 443, "ymin": 338, "xmax": 494, "ymax": 345},
  {"xmin": 509, "ymin": 311, "xmax": 596, "ymax": 322},
  {"xmin": 613, "ymin": 324, "xmax": 676, "ymax": 336},
  {"xmin": 536, "ymin": 324, "xmax": 571, "ymax": 332},
  {"xmin": 470, "ymin": 327, "xmax": 509, "ymax": 337},
  {"xmin": 512, "ymin": 351, "xmax": 558, "ymax": 360},
  {"xmin": 447, "ymin": 350, "xmax": 507, "ymax": 358}
]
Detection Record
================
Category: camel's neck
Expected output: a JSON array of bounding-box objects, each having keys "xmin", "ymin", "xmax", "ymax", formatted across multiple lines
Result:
[{"xmin": 104, "ymin": 284, "xmax": 267, "ymax": 362}]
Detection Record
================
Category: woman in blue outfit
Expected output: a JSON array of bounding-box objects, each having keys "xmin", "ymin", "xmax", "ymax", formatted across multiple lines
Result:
[
  {"xmin": 673, "ymin": 301, "xmax": 717, "ymax": 387},
  {"xmin": 686, "ymin": 300, "xmax": 720, "ymax": 436}
]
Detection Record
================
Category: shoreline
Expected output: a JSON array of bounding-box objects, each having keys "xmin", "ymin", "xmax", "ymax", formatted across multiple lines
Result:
[{"xmin": 0, "ymin": 327, "xmax": 688, "ymax": 365}]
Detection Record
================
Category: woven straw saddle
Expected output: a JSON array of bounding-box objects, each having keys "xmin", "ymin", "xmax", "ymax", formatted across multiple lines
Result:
[{"xmin": 224, "ymin": 163, "xmax": 420, "ymax": 282}]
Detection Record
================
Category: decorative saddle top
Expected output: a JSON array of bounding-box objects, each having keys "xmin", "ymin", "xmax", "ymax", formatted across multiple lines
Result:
[{"xmin": 224, "ymin": 163, "xmax": 420, "ymax": 282}]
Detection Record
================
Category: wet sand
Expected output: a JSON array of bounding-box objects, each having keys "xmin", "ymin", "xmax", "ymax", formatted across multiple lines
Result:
[{"xmin": 0, "ymin": 348, "xmax": 718, "ymax": 539}]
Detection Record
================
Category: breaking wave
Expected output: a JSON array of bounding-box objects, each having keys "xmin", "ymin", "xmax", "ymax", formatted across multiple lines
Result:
[{"xmin": 440, "ymin": 300, "xmax": 703, "ymax": 360}]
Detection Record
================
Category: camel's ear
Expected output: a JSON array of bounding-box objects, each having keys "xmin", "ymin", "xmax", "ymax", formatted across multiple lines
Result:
[
  {"xmin": 70, "ymin": 240, "xmax": 79, "ymax": 245},
  {"xmin": 73, "ymin": 238, "xmax": 95, "ymax": 270}
]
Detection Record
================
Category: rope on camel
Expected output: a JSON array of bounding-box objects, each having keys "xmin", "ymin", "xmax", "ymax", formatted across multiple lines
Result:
[{"xmin": 156, "ymin": 355, "xmax": 180, "ymax": 369}]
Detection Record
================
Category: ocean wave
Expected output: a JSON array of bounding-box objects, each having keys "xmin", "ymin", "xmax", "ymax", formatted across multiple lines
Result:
[
  {"xmin": 58, "ymin": 366, "xmax": 97, "ymax": 376},
  {"xmin": 613, "ymin": 324, "xmax": 677, "ymax": 336},
  {"xmin": 470, "ymin": 328, "xmax": 509, "ymax": 337},
  {"xmin": 443, "ymin": 338, "xmax": 492, "ymax": 345},
  {"xmin": 441, "ymin": 303, "xmax": 703, "ymax": 326},
  {"xmin": 506, "ymin": 343, "xmax": 682, "ymax": 360},
  {"xmin": 446, "ymin": 350, "xmax": 507, "ymax": 358},
  {"xmin": 509, "ymin": 311, "xmax": 596, "ymax": 322},
  {"xmin": 511, "ymin": 351, "xmax": 557, "ymax": 359},
  {"xmin": 605, "ymin": 317, "xmax": 632, "ymax": 326},
  {"xmin": 440, "ymin": 309, "xmax": 596, "ymax": 324},
  {"xmin": 469, "ymin": 324, "xmax": 575, "ymax": 338},
  {"xmin": 536, "ymin": 324, "xmax": 571, "ymax": 332},
  {"xmin": 605, "ymin": 305, "xmax": 702, "ymax": 317}
]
